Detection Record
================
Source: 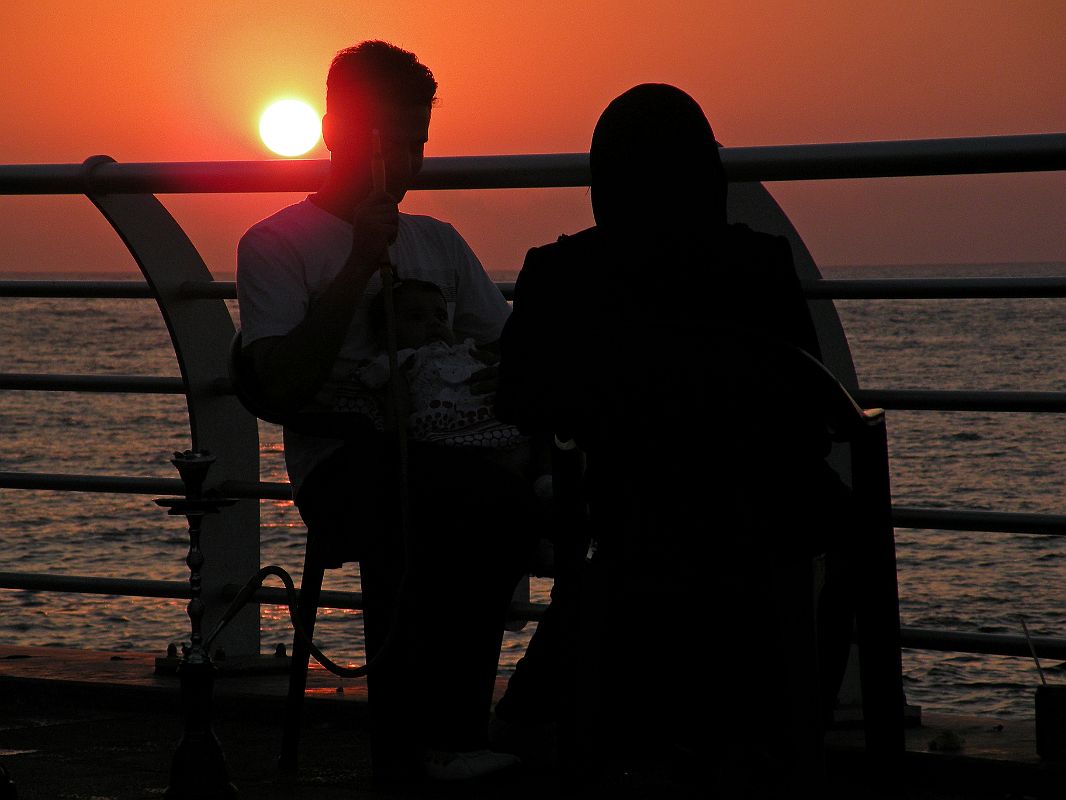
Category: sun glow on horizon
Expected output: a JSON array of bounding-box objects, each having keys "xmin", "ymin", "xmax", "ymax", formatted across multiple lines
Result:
[{"xmin": 259, "ymin": 99, "xmax": 321, "ymax": 157}]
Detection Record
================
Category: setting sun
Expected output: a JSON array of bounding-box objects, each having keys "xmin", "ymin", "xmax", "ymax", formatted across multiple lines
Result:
[{"xmin": 259, "ymin": 99, "xmax": 321, "ymax": 157}]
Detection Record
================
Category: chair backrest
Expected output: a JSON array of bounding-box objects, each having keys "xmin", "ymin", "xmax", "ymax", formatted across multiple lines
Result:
[{"xmin": 770, "ymin": 336, "xmax": 884, "ymax": 439}]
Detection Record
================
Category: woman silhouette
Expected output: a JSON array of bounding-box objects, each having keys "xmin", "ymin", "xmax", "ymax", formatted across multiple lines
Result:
[{"xmin": 495, "ymin": 83, "xmax": 850, "ymax": 794}]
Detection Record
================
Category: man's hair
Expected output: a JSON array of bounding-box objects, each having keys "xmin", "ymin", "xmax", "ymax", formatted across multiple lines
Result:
[
  {"xmin": 367, "ymin": 279, "xmax": 447, "ymax": 339},
  {"xmin": 326, "ymin": 40, "xmax": 437, "ymax": 118}
]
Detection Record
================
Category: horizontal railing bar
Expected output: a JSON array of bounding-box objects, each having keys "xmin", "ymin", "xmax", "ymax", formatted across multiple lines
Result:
[
  {"xmin": 0, "ymin": 471, "xmax": 293, "ymax": 500},
  {"xmin": 9, "ymin": 277, "xmax": 1066, "ymax": 303},
  {"xmin": 0, "ymin": 572, "xmax": 189, "ymax": 599},
  {"xmin": 804, "ymin": 277, "xmax": 1066, "ymax": 299},
  {"xmin": 0, "ymin": 280, "xmax": 154, "ymax": 298},
  {"xmin": 0, "ymin": 472, "xmax": 185, "ymax": 494},
  {"xmin": 1, "ymin": 279, "xmax": 506, "ymax": 301},
  {"xmin": 855, "ymin": 388, "xmax": 1066, "ymax": 412},
  {"xmin": 176, "ymin": 280, "xmax": 238, "ymax": 300},
  {"xmin": 892, "ymin": 507, "xmax": 1066, "ymax": 535},
  {"xmin": 216, "ymin": 479, "xmax": 292, "ymax": 501},
  {"xmin": 11, "ymin": 276, "xmax": 1066, "ymax": 307},
  {"xmin": 900, "ymin": 627, "xmax": 1066, "ymax": 660},
  {"xmin": 9, "ymin": 572, "xmax": 1065, "ymax": 640},
  {"xmin": 0, "ymin": 374, "xmax": 184, "ymax": 393},
  {"xmin": 729, "ymin": 133, "xmax": 1066, "ymax": 182},
  {"xmin": 0, "ymin": 570, "xmax": 1053, "ymax": 650},
  {"xmin": 0, "ymin": 474, "xmax": 1063, "ymax": 535},
  {"xmin": 14, "ymin": 375, "xmax": 1062, "ymax": 416},
  {"xmin": 0, "ymin": 573, "xmax": 546, "ymax": 624},
  {"xmin": 222, "ymin": 583, "xmax": 548, "ymax": 622},
  {"xmin": 1, "ymin": 134, "xmax": 1063, "ymax": 196},
  {"xmin": 7, "ymin": 570, "xmax": 1061, "ymax": 647}
]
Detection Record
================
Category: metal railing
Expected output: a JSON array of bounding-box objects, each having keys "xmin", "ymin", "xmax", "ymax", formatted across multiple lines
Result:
[{"xmin": 2, "ymin": 132, "xmax": 1066, "ymax": 658}]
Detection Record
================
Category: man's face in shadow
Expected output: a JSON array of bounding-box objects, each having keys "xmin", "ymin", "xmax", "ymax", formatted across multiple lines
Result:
[{"xmin": 323, "ymin": 102, "xmax": 431, "ymax": 203}]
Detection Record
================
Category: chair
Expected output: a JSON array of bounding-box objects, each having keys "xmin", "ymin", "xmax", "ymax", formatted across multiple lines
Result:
[
  {"xmin": 227, "ymin": 330, "xmax": 376, "ymax": 773},
  {"xmin": 767, "ymin": 339, "xmax": 905, "ymax": 765},
  {"xmin": 624, "ymin": 333, "xmax": 904, "ymax": 787},
  {"xmin": 584, "ymin": 330, "xmax": 903, "ymax": 788}
]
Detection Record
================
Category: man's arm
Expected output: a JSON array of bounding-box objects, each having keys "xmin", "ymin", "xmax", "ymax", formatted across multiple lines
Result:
[
  {"xmin": 246, "ymin": 261, "xmax": 376, "ymax": 413},
  {"xmin": 244, "ymin": 191, "xmax": 398, "ymax": 414}
]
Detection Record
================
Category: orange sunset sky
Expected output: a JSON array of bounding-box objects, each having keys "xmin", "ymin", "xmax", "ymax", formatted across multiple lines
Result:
[{"xmin": 1, "ymin": 0, "xmax": 1064, "ymax": 276}]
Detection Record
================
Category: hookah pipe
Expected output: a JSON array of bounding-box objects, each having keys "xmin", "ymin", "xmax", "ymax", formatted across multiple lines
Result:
[
  {"xmin": 372, "ymin": 128, "xmax": 414, "ymax": 573},
  {"xmin": 206, "ymin": 131, "xmax": 413, "ymax": 678}
]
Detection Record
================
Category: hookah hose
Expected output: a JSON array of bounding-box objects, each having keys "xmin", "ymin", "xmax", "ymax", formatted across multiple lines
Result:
[
  {"xmin": 204, "ymin": 131, "xmax": 413, "ymax": 679},
  {"xmin": 373, "ymin": 127, "xmax": 415, "ymax": 665},
  {"xmin": 374, "ymin": 126, "xmax": 413, "ymax": 580},
  {"xmin": 205, "ymin": 565, "xmax": 371, "ymax": 678}
]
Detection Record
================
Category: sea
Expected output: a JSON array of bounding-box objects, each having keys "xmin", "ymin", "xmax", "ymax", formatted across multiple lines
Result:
[{"xmin": 3, "ymin": 260, "xmax": 1066, "ymax": 721}]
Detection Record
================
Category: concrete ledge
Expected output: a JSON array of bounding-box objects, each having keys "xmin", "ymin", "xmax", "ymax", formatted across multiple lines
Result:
[{"xmin": 1, "ymin": 645, "xmax": 1063, "ymax": 799}]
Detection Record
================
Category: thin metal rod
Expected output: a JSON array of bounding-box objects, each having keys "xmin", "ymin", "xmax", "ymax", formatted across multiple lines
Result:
[
  {"xmin": 10, "ymin": 277, "xmax": 1066, "ymax": 303},
  {"xmin": 803, "ymin": 277, "xmax": 1066, "ymax": 300},
  {"xmin": 0, "ymin": 471, "xmax": 289, "ymax": 501},
  {"xmin": 0, "ymin": 280, "xmax": 154, "ymax": 298},
  {"xmin": 892, "ymin": 507, "xmax": 1066, "ymax": 535},
  {"xmin": 0, "ymin": 572, "xmax": 189, "ymax": 598},
  {"xmin": 6, "ymin": 570, "xmax": 1066, "ymax": 651},
  {"xmin": 220, "ymin": 583, "xmax": 548, "ymax": 623},
  {"xmin": 8, "ymin": 573, "xmax": 1066, "ymax": 643},
  {"xmin": 0, "ymin": 373, "xmax": 185, "ymax": 393},
  {"xmin": 724, "ymin": 133, "xmax": 1066, "ymax": 181},
  {"xmin": 1019, "ymin": 616, "xmax": 1049, "ymax": 686},
  {"xmin": 215, "ymin": 479, "xmax": 291, "ymax": 500},
  {"xmin": 0, "ymin": 471, "xmax": 185, "ymax": 494},
  {"xmin": 855, "ymin": 389, "xmax": 1066, "ymax": 413},
  {"xmin": 901, "ymin": 627, "xmax": 1066, "ymax": 661},
  {"xmin": 4, "ymin": 470, "xmax": 1066, "ymax": 536},
  {"xmin": 0, "ymin": 574, "xmax": 545, "ymax": 623}
]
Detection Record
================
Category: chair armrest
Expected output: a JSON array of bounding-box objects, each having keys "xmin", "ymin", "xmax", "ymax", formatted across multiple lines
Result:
[{"xmin": 767, "ymin": 338, "xmax": 884, "ymax": 441}]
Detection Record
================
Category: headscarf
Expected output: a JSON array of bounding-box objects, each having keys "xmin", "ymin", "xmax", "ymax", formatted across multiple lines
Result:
[{"xmin": 589, "ymin": 84, "xmax": 727, "ymax": 240}]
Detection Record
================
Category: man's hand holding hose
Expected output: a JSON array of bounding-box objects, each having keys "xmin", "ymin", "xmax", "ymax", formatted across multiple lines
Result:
[{"xmin": 349, "ymin": 131, "xmax": 398, "ymax": 267}]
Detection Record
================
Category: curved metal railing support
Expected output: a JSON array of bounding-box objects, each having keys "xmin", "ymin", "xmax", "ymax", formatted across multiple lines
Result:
[
  {"xmin": 728, "ymin": 180, "xmax": 861, "ymax": 494},
  {"xmin": 82, "ymin": 155, "xmax": 261, "ymax": 655},
  {"xmin": 728, "ymin": 181, "xmax": 858, "ymax": 388}
]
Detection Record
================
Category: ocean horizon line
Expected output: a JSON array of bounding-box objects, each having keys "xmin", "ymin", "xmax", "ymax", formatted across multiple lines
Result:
[{"xmin": 3, "ymin": 260, "xmax": 1066, "ymax": 282}]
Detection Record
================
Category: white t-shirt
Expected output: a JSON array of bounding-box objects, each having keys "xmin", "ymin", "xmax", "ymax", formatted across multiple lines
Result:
[{"xmin": 236, "ymin": 197, "xmax": 511, "ymax": 494}]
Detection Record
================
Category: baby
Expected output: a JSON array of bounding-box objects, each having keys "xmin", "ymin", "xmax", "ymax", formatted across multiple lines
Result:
[{"xmin": 337, "ymin": 279, "xmax": 546, "ymax": 482}]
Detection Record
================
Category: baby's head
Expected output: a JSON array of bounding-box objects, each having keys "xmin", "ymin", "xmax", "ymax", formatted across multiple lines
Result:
[{"xmin": 368, "ymin": 278, "xmax": 454, "ymax": 350}]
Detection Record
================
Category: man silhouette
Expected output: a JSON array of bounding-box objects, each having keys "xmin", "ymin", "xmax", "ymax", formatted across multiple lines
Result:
[{"xmin": 237, "ymin": 40, "xmax": 529, "ymax": 783}]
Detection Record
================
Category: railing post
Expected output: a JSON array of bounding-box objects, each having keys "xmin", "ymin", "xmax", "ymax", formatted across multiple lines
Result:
[{"xmin": 83, "ymin": 155, "xmax": 261, "ymax": 657}]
